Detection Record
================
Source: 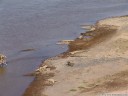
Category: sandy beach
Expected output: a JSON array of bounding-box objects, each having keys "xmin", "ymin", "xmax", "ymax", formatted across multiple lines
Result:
[{"xmin": 23, "ymin": 15, "xmax": 128, "ymax": 96}]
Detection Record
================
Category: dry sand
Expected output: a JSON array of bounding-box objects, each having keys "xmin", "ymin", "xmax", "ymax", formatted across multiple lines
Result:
[{"xmin": 23, "ymin": 15, "xmax": 128, "ymax": 96}]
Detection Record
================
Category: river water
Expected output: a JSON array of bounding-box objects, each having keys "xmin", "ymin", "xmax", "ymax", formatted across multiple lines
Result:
[{"xmin": 0, "ymin": 0, "xmax": 128, "ymax": 96}]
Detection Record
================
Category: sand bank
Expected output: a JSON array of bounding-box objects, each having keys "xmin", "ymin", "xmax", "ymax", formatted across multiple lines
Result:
[{"xmin": 23, "ymin": 15, "xmax": 128, "ymax": 96}]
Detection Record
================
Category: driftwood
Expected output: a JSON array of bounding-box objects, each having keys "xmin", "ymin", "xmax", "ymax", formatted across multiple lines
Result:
[
  {"xmin": 80, "ymin": 25, "xmax": 96, "ymax": 31},
  {"xmin": 56, "ymin": 40, "xmax": 74, "ymax": 45}
]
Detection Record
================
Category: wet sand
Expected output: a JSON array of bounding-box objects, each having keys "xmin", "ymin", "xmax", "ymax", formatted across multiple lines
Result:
[{"xmin": 23, "ymin": 16, "xmax": 128, "ymax": 96}]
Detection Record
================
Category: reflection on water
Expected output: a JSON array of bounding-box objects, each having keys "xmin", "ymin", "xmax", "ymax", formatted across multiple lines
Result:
[
  {"xmin": 0, "ymin": 67, "xmax": 6, "ymax": 75},
  {"xmin": 0, "ymin": 0, "xmax": 128, "ymax": 96}
]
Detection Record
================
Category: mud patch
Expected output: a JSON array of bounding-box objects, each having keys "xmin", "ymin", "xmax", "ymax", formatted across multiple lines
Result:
[
  {"xmin": 79, "ymin": 70, "xmax": 128, "ymax": 95},
  {"xmin": 68, "ymin": 25, "xmax": 117, "ymax": 52},
  {"xmin": 23, "ymin": 73, "xmax": 55, "ymax": 96}
]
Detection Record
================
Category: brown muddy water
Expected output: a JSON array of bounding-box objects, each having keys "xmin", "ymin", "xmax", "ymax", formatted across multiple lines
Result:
[{"xmin": 0, "ymin": 0, "xmax": 128, "ymax": 96}]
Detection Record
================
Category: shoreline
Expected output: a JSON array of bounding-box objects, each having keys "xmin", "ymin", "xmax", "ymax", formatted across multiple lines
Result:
[{"xmin": 23, "ymin": 15, "xmax": 128, "ymax": 96}]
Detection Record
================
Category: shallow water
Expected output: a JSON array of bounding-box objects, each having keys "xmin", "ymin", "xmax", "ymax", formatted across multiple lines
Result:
[{"xmin": 0, "ymin": 0, "xmax": 128, "ymax": 96}]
